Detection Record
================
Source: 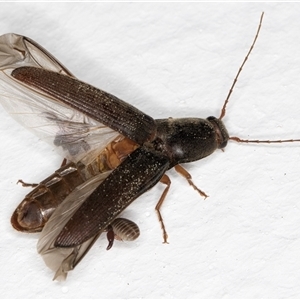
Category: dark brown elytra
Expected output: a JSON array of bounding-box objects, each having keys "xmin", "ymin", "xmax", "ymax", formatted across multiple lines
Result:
[{"xmin": 10, "ymin": 13, "xmax": 300, "ymax": 250}]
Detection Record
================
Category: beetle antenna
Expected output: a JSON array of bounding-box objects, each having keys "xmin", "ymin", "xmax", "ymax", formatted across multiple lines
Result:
[
  {"xmin": 219, "ymin": 12, "xmax": 264, "ymax": 120},
  {"xmin": 230, "ymin": 137, "xmax": 300, "ymax": 144}
]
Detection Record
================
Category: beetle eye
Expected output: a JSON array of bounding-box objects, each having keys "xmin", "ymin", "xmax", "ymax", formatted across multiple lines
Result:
[{"xmin": 207, "ymin": 116, "xmax": 229, "ymax": 149}]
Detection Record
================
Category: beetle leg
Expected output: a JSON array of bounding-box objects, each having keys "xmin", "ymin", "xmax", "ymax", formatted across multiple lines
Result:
[
  {"xmin": 174, "ymin": 165, "xmax": 208, "ymax": 199},
  {"xmin": 106, "ymin": 224, "xmax": 115, "ymax": 250},
  {"xmin": 155, "ymin": 174, "xmax": 171, "ymax": 244},
  {"xmin": 17, "ymin": 158, "xmax": 68, "ymax": 188},
  {"xmin": 17, "ymin": 179, "xmax": 38, "ymax": 188}
]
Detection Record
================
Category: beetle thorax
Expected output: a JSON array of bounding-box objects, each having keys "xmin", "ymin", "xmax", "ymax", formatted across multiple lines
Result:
[{"xmin": 154, "ymin": 117, "xmax": 229, "ymax": 167}]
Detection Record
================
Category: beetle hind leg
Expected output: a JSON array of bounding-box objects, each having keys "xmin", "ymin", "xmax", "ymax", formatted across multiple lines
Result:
[
  {"xmin": 17, "ymin": 179, "xmax": 38, "ymax": 188},
  {"xmin": 17, "ymin": 158, "xmax": 68, "ymax": 188}
]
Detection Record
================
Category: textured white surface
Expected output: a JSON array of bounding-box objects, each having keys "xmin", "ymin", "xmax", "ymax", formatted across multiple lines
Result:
[{"xmin": 1, "ymin": 2, "xmax": 300, "ymax": 298}]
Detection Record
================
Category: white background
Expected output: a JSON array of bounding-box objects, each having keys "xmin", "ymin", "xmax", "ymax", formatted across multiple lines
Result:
[{"xmin": 1, "ymin": 2, "xmax": 300, "ymax": 298}]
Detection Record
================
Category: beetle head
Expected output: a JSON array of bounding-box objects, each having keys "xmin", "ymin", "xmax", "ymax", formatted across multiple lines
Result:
[{"xmin": 207, "ymin": 116, "xmax": 229, "ymax": 149}]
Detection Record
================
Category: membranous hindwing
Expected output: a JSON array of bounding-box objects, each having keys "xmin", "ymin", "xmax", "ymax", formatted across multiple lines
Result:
[
  {"xmin": 0, "ymin": 34, "xmax": 143, "ymax": 280},
  {"xmin": 0, "ymin": 33, "xmax": 119, "ymax": 165}
]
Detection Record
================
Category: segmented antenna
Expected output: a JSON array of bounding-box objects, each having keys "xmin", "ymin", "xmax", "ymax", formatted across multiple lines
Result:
[
  {"xmin": 219, "ymin": 13, "xmax": 300, "ymax": 145},
  {"xmin": 219, "ymin": 12, "xmax": 264, "ymax": 120},
  {"xmin": 230, "ymin": 137, "xmax": 300, "ymax": 144}
]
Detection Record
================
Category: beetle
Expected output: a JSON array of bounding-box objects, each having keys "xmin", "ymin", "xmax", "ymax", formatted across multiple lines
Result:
[{"xmin": 1, "ymin": 13, "xmax": 300, "ymax": 280}]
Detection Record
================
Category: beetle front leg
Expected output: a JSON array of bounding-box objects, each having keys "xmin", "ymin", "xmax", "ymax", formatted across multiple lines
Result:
[
  {"xmin": 155, "ymin": 174, "xmax": 171, "ymax": 244},
  {"xmin": 174, "ymin": 165, "xmax": 208, "ymax": 199}
]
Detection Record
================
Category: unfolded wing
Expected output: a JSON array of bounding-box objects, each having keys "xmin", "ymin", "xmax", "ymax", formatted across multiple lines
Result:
[
  {"xmin": 0, "ymin": 33, "xmax": 157, "ymax": 163},
  {"xmin": 0, "ymin": 33, "xmax": 119, "ymax": 163},
  {"xmin": 0, "ymin": 33, "xmax": 73, "ymax": 75}
]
